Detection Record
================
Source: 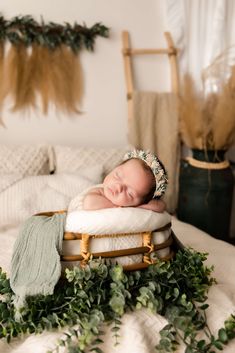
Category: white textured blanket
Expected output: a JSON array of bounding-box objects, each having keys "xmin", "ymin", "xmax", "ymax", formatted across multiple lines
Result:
[
  {"xmin": 0, "ymin": 174, "xmax": 24, "ymax": 194},
  {"xmin": 0, "ymin": 171, "xmax": 102, "ymax": 229}
]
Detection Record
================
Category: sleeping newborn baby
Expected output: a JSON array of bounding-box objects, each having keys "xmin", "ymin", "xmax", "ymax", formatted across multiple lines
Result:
[
  {"xmin": 68, "ymin": 149, "xmax": 168, "ymax": 213},
  {"xmin": 10, "ymin": 150, "xmax": 169, "ymax": 306}
]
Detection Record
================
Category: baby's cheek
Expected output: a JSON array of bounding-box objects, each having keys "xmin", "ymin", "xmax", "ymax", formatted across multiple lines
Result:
[
  {"xmin": 129, "ymin": 196, "xmax": 141, "ymax": 207},
  {"xmin": 114, "ymin": 195, "xmax": 129, "ymax": 207},
  {"xmin": 122, "ymin": 198, "xmax": 137, "ymax": 207}
]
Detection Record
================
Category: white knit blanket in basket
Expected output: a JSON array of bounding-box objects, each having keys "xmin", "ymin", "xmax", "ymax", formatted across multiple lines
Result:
[{"xmin": 63, "ymin": 208, "xmax": 172, "ymax": 266}]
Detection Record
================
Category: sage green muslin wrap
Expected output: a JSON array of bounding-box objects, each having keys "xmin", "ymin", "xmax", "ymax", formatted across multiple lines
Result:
[{"xmin": 10, "ymin": 213, "xmax": 66, "ymax": 307}]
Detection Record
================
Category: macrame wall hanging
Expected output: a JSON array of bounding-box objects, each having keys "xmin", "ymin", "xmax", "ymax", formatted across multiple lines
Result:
[{"xmin": 0, "ymin": 15, "xmax": 109, "ymax": 120}]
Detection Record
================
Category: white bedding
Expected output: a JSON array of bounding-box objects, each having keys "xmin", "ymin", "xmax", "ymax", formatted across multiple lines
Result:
[
  {"xmin": 0, "ymin": 169, "xmax": 235, "ymax": 353},
  {"xmin": 0, "ymin": 219, "xmax": 235, "ymax": 353}
]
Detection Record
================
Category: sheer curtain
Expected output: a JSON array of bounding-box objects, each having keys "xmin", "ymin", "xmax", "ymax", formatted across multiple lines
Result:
[{"xmin": 165, "ymin": 0, "xmax": 235, "ymax": 88}]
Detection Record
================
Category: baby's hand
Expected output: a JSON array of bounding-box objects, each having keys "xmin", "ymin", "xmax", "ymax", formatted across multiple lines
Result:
[{"xmin": 138, "ymin": 199, "xmax": 166, "ymax": 213}]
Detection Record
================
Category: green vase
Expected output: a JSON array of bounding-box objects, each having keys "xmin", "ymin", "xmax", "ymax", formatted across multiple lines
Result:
[{"xmin": 177, "ymin": 149, "xmax": 234, "ymax": 241}]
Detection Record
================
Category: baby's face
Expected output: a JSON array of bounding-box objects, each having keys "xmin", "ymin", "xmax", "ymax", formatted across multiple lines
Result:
[{"xmin": 103, "ymin": 159, "xmax": 152, "ymax": 207}]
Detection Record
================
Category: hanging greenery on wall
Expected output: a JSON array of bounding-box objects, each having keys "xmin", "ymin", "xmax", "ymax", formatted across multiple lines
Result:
[{"xmin": 0, "ymin": 14, "xmax": 109, "ymax": 118}]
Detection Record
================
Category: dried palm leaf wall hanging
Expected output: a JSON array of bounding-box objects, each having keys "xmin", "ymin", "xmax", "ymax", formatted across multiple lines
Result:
[{"xmin": 0, "ymin": 15, "xmax": 109, "ymax": 120}]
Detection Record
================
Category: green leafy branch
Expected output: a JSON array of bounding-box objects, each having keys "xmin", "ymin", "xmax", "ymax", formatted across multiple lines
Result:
[
  {"xmin": 0, "ymin": 14, "xmax": 109, "ymax": 51},
  {"xmin": 0, "ymin": 249, "xmax": 234, "ymax": 353}
]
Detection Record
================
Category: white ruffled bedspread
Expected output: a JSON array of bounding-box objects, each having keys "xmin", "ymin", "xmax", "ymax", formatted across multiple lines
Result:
[{"xmin": 0, "ymin": 218, "xmax": 235, "ymax": 353}]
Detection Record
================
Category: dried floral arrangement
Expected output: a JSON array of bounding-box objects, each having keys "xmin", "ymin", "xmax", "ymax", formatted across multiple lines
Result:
[
  {"xmin": 179, "ymin": 48, "xmax": 235, "ymax": 151},
  {"xmin": 0, "ymin": 15, "xmax": 109, "ymax": 119}
]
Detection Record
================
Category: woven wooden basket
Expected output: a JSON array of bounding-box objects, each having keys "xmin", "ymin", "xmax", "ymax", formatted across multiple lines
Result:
[{"xmin": 37, "ymin": 211, "xmax": 175, "ymax": 271}]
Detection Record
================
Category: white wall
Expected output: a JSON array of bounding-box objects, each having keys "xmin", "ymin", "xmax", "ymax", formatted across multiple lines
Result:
[{"xmin": 0, "ymin": 0, "xmax": 171, "ymax": 147}]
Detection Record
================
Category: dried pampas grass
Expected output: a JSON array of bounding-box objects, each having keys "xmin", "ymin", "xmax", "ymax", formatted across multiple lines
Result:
[
  {"xmin": 34, "ymin": 46, "xmax": 53, "ymax": 114},
  {"xmin": 0, "ymin": 43, "xmax": 83, "ymax": 116},
  {"xmin": 213, "ymin": 67, "xmax": 235, "ymax": 149},
  {"xmin": 0, "ymin": 42, "xmax": 4, "ymax": 85},
  {"xmin": 48, "ymin": 45, "xmax": 83, "ymax": 114},
  {"xmin": 13, "ymin": 44, "xmax": 39, "ymax": 111},
  {"xmin": 178, "ymin": 73, "xmax": 204, "ymax": 149},
  {"xmin": 4, "ymin": 44, "xmax": 29, "ymax": 111},
  {"xmin": 201, "ymin": 93, "xmax": 218, "ymax": 149},
  {"xmin": 179, "ymin": 66, "xmax": 235, "ymax": 150},
  {"xmin": 0, "ymin": 42, "xmax": 5, "ymax": 125}
]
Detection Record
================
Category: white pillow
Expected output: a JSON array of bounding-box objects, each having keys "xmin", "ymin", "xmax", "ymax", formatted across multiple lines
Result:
[
  {"xmin": 66, "ymin": 208, "xmax": 171, "ymax": 234},
  {"xmin": 53, "ymin": 146, "xmax": 129, "ymax": 175},
  {"xmin": 0, "ymin": 144, "xmax": 51, "ymax": 176},
  {"xmin": 0, "ymin": 165, "xmax": 103, "ymax": 228}
]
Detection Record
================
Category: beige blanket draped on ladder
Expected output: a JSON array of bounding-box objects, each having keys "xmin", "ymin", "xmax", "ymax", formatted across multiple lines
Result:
[{"xmin": 128, "ymin": 91, "xmax": 180, "ymax": 214}]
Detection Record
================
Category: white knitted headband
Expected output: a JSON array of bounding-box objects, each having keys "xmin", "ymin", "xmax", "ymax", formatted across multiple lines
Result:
[{"xmin": 123, "ymin": 149, "xmax": 168, "ymax": 198}]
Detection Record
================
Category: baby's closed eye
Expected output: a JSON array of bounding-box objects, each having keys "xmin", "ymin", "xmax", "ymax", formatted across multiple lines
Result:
[{"xmin": 128, "ymin": 191, "xmax": 133, "ymax": 199}]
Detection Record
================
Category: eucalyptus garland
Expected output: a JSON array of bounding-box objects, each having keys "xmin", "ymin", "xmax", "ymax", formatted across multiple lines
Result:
[
  {"xmin": 0, "ymin": 14, "xmax": 109, "ymax": 52},
  {"xmin": 0, "ymin": 249, "xmax": 235, "ymax": 353}
]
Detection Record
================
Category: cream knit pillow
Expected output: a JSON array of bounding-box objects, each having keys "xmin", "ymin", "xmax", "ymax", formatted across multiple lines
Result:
[
  {"xmin": 0, "ymin": 145, "xmax": 51, "ymax": 176},
  {"xmin": 53, "ymin": 146, "xmax": 129, "ymax": 175}
]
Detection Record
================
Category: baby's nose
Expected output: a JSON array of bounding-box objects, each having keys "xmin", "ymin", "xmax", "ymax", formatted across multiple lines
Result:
[{"xmin": 115, "ymin": 183, "xmax": 124, "ymax": 193}]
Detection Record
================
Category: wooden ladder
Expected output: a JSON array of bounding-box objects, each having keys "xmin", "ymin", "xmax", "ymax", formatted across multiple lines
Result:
[{"xmin": 122, "ymin": 31, "xmax": 179, "ymax": 120}]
